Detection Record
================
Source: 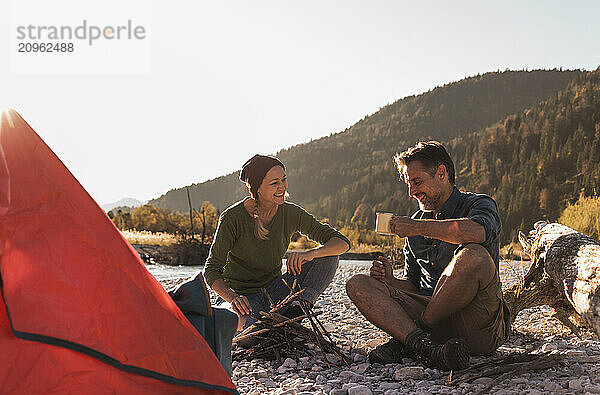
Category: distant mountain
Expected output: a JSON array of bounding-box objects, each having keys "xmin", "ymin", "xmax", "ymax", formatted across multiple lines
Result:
[
  {"xmin": 150, "ymin": 69, "xmax": 587, "ymax": 243},
  {"xmin": 102, "ymin": 197, "xmax": 145, "ymax": 212}
]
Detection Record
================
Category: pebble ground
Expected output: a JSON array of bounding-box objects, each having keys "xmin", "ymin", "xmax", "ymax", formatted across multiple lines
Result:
[
  {"xmin": 230, "ymin": 261, "xmax": 600, "ymax": 395},
  {"xmin": 161, "ymin": 261, "xmax": 600, "ymax": 394}
]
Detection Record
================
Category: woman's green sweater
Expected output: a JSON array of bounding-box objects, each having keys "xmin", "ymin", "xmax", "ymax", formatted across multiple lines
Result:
[{"xmin": 204, "ymin": 199, "xmax": 350, "ymax": 294}]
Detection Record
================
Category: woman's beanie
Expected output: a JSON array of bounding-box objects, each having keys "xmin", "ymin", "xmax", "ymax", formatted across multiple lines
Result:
[{"xmin": 239, "ymin": 154, "xmax": 285, "ymax": 199}]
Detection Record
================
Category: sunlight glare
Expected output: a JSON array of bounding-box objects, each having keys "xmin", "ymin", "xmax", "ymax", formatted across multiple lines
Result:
[{"xmin": 1, "ymin": 108, "xmax": 16, "ymax": 129}]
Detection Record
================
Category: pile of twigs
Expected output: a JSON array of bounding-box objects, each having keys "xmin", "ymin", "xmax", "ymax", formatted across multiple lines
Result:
[
  {"xmin": 232, "ymin": 279, "xmax": 351, "ymax": 366},
  {"xmin": 448, "ymin": 351, "xmax": 566, "ymax": 394}
]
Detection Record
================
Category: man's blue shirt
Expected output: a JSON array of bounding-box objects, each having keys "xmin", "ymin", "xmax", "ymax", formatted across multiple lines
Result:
[{"xmin": 403, "ymin": 186, "xmax": 501, "ymax": 296}]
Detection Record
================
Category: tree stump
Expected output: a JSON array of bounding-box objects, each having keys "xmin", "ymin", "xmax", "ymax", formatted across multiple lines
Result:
[{"xmin": 504, "ymin": 222, "xmax": 600, "ymax": 337}]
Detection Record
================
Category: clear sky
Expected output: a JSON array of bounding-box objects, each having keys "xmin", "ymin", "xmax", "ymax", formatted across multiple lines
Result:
[{"xmin": 1, "ymin": 1, "xmax": 599, "ymax": 205}]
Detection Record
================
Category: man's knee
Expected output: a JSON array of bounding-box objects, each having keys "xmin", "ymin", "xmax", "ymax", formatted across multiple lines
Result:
[
  {"xmin": 346, "ymin": 274, "xmax": 382, "ymax": 301},
  {"xmin": 345, "ymin": 274, "xmax": 367, "ymax": 299},
  {"xmin": 450, "ymin": 244, "xmax": 495, "ymax": 278},
  {"xmin": 457, "ymin": 243, "xmax": 493, "ymax": 266}
]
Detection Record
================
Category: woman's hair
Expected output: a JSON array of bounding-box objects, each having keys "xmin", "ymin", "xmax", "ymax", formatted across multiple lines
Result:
[{"xmin": 239, "ymin": 154, "xmax": 286, "ymax": 240}]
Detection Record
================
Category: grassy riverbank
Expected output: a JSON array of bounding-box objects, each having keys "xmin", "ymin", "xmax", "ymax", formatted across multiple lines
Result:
[{"xmin": 124, "ymin": 230, "xmax": 530, "ymax": 263}]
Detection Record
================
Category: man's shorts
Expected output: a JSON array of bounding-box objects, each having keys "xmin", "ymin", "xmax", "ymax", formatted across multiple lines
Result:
[{"xmin": 383, "ymin": 267, "xmax": 508, "ymax": 356}]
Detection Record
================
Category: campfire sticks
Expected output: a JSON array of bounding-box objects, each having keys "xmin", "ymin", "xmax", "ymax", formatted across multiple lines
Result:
[{"xmin": 232, "ymin": 284, "xmax": 351, "ymax": 365}]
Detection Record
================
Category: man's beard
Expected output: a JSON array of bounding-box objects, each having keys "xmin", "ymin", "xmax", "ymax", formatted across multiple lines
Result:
[{"xmin": 418, "ymin": 191, "xmax": 442, "ymax": 212}]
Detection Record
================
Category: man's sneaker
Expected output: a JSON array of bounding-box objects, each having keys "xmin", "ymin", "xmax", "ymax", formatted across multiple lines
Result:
[
  {"xmin": 368, "ymin": 338, "xmax": 412, "ymax": 364},
  {"xmin": 405, "ymin": 329, "xmax": 470, "ymax": 371}
]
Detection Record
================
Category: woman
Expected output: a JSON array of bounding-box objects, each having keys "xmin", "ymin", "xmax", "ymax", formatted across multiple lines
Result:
[{"xmin": 204, "ymin": 154, "xmax": 351, "ymax": 329}]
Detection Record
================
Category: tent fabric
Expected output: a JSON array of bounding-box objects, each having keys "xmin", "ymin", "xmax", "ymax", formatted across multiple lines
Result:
[{"xmin": 0, "ymin": 109, "xmax": 237, "ymax": 394}]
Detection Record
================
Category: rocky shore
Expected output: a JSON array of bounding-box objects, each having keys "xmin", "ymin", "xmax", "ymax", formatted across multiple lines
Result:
[{"xmin": 162, "ymin": 261, "xmax": 600, "ymax": 394}]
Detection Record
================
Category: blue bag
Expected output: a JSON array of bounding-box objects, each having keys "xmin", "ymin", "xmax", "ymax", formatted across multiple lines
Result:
[{"xmin": 169, "ymin": 274, "xmax": 238, "ymax": 376}]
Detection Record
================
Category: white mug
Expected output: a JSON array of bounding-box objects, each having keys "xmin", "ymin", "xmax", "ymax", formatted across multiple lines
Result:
[{"xmin": 375, "ymin": 212, "xmax": 395, "ymax": 235}]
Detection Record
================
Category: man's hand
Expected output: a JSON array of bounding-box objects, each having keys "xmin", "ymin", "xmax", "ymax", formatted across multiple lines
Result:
[
  {"xmin": 390, "ymin": 216, "xmax": 418, "ymax": 237},
  {"xmin": 286, "ymin": 250, "xmax": 315, "ymax": 276},
  {"xmin": 369, "ymin": 256, "xmax": 395, "ymax": 284}
]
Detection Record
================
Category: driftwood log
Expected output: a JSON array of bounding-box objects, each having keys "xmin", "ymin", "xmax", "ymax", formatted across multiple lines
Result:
[{"xmin": 503, "ymin": 221, "xmax": 600, "ymax": 337}]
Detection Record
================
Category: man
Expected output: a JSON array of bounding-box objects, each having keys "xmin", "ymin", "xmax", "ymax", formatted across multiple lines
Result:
[{"xmin": 346, "ymin": 141, "xmax": 509, "ymax": 371}]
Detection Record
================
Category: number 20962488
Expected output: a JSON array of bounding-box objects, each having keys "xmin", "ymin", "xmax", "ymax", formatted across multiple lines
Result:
[{"xmin": 18, "ymin": 42, "xmax": 74, "ymax": 53}]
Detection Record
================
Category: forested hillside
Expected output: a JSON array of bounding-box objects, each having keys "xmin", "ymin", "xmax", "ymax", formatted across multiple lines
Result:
[
  {"xmin": 449, "ymin": 70, "xmax": 600, "ymax": 240},
  {"xmin": 150, "ymin": 69, "xmax": 586, "ymax": 243}
]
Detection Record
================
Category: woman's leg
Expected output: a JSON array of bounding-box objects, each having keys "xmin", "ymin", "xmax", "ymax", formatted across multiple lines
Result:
[
  {"xmin": 238, "ymin": 291, "xmax": 271, "ymax": 328},
  {"xmin": 239, "ymin": 256, "xmax": 339, "ymax": 328},
  {"xmin": 281, "ymin": 255, "xmax": 339, "ymax": 305}
]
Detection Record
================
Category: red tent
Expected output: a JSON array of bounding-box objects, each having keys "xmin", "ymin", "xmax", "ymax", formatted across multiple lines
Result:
[{"xmin": 0, "ymin": 109, "xmax": 237, "ymax": 394}]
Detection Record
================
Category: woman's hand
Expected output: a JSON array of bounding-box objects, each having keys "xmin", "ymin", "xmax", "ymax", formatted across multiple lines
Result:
[
  {"xmin": 229, "ymin": 294, "xmax": 252, "ymax": 317},
  {"xmin": 208, "ymin": 279, "xmax": 251, "ymax": 330},
  {"xmin": 369, "ymin": 256, "xmax": 395, "ymax": 284},
  {"xmin": 286, "ymin": 250, "xmax": 316, "ymax": 276}
]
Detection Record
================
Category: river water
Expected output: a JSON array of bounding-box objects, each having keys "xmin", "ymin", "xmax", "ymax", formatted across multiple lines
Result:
[
  {"xmin": 146, "ymin": 260, "xmax": 364, "ymax": 283},
  {"xmin": 146, "ymin": 263, "xmax": 202, "ymax": 283},
  {"xmin": 146, "ymin": 259, "xmax": 530, "ymax": 285}
]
